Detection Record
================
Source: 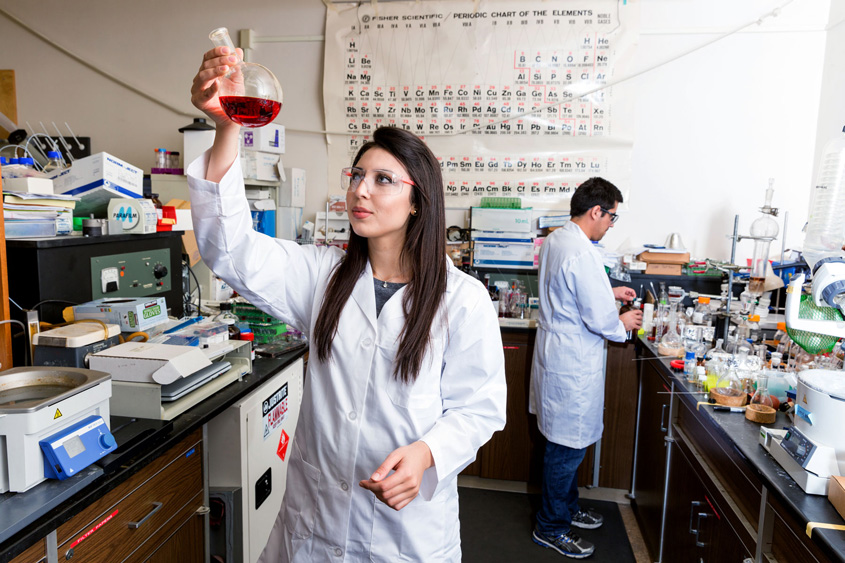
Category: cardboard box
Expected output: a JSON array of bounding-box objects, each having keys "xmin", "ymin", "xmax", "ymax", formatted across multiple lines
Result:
[
  {"xmin": 645, "ymin": 263, "xmax": 683, "ymax": 276},
  {"xmin": 240, "ymin": 124, "xmax": 285, "ymax": 154},
  {"xmin": 241, "ymin": 150, "xmax": 280, "ymax": 182},
  {"xmin": 279, "ymin": 167, "xmax": 306, "ymax": 207},
  {"xmin": 53, "ymin": 152, "xmax": 144, "ymax": 215},
  {"xmin": 3, "ymin": 177, "xmax": 54, "ymax": 195},
  {"xmin": 72, "ymin": 297, "xmax": 168, "ymax": 332},
  {"xmin": 276, "ymin": 206, "xmax": 303, "ymax": 240},
  {"xmin": 89, "ymin": 342, "xmax": 211, "ymax": 385},
  {"xmin": 830, "ymin": 475, "xmax": 845, "ymax": 521},
  {"xmin": 473, "ymin": 242, "xmax": 536, "ymax": 269},
  {"xmin": 638, "ymin": 251, "xmax": 690, "ymax": 265},
  {"xmin": 471, "ymin": 207, "xmax": 533, "ymax": 233}
]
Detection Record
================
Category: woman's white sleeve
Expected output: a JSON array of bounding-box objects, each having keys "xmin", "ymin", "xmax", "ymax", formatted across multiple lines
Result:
[
  {"xmin": 418, "ymin": 285, "xmax": 507, "ymax": 500},
  {"xmin": 186, "ymin": 150, "xmax": 331, "ymax": 334}
]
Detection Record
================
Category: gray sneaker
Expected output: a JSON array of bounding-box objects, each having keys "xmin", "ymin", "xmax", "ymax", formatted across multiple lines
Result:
[
  {"xmin": 571, "ymin": 508, "xmax": 604, "ymax": 530},
  {"xmin": 532, "ymin": 528, "xmax": 595, "ymax": 559}
]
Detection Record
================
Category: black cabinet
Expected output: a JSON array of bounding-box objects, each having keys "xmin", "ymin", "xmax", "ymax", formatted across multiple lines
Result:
[{"xmin": 631, "ymin": 358, "xmax": 675, "ymax": 560}]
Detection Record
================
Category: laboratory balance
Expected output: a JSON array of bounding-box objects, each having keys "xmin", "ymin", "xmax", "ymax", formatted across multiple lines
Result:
[
  {"xmin": 0, "ymin": 367, "xmax": 115, "ymax": 493},
  {"xmin": 759, "ymin": 368, "xmax": 845, "ymax": 495}
]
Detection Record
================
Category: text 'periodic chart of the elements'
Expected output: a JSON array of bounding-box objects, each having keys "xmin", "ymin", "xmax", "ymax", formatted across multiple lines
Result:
[{"xmin": 324, "ymin": 0, "xmax": 640, "ymax": 210}]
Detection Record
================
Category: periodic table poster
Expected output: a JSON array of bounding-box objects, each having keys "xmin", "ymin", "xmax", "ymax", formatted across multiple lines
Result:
[{"xmin": 324, "ymin": 0, "xmax": 640, "ymax": 210}]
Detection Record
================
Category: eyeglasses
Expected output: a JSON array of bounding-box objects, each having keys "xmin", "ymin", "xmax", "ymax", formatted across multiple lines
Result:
[
  {"xmin": 600, "ymin": 207, "xmax": 619, "ymax": 224},
  {"xmin": 341, "ymin": 167, "xmax": 414, "ymax": 195}
]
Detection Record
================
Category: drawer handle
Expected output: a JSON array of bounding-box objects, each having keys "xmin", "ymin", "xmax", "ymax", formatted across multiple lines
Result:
[
  {"xmin": 694, "ymin": 512, "xmax": 709, "ymax": 547},
  {"xmin": 688, "ymin": 501, "xmax": 702, "ymax": 534},
  {"xmin": 660, "ymin": 404, "xmax": 668, "ymax": 432},
  {"xmin": 128, "ymin": 502, "xmax": 163, "ymax": 530}
]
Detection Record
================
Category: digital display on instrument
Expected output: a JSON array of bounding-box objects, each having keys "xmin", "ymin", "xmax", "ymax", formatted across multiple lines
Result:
[
  {"xmin": 780, "ymin": 426, "xmax": 816, "ymax": 468},
  {"xmin": 63, "ymin": 435, "xmax": 86, "ymax": 458}
]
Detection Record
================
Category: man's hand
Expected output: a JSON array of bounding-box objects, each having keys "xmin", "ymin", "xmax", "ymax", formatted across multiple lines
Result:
[
  {"xmin": 359, "ymin": 441, "xmax": 434, "ymax": 511},
  {"xmin": 613, "ymin": 286, "xmax": 637, "ymax": 302},
  {"xmin": 620, "ymin": 309, "xmax": 643, "ymax": 331}
]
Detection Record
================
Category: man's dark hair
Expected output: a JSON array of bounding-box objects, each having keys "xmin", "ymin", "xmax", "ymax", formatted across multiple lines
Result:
[{"xmin": 569, "ymin": 177, "xmax": 623, "ymax": 218}]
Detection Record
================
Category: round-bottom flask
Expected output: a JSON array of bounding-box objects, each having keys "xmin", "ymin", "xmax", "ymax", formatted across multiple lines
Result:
[{"xmin": 209, "ymin": 27, "xmax": 283, "ymax": 127}]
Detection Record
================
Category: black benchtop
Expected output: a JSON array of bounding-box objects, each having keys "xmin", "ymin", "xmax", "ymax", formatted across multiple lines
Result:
[
  {"xmin": 637, "ymin": 337, "xmax": 845, "ymax": 562},
  {"xmin": 0, "ymin": 348, "xmax": 307, "ymax": 563}
]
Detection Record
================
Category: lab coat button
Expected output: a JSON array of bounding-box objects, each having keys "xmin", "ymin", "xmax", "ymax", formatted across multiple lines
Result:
[
  {"xmin": 362, "ymin": 338, "xmax": 373, "ymax": 347},
  {"xmin": 334, "ymin": 547, "xmax": 343, "ymax": 557},
  {"xmin": 340, "ymin": 481, "xmax": 349, "ymax": 491},
  {"xmin": 348, "ymin": 411, "xmax": 358, "ymax": 421}
]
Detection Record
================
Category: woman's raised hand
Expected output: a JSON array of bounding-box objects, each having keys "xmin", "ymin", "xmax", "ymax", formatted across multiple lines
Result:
[{"xmin": 190, "ymin": 46, "xmax": 243, "ymax": 128}]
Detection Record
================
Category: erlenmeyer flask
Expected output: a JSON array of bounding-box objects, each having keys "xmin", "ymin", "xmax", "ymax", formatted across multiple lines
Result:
[{"xmin": 209, "ymin": 27, "xmax": 283, "ymax": 128}]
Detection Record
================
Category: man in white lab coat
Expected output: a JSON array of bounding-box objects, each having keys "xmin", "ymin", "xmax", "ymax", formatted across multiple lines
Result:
[{"xmin": 529, "ymin": 177, "xmax": 642, "ymax": 559}]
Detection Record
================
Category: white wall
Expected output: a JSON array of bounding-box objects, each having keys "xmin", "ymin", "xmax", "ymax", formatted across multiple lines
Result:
[{"xmin": 0, "ymin": 0, "xmax": 840, "ymax": 263}]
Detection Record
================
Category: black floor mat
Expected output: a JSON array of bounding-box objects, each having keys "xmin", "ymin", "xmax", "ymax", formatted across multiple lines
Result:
[{"xmin": 459, "ymin": 488, "xmax": 636, "ymax": 562}]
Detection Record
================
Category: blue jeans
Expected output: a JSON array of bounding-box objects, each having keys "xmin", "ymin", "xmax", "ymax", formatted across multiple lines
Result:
[{"xmin": 535, "ymin": 440, "xmax": 587, "ymax": 537}]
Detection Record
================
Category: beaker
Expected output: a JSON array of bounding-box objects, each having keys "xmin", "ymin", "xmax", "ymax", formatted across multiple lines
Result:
[{"xmin": 209, "ymin": 27, "xmax": 283, "ymax": 127}]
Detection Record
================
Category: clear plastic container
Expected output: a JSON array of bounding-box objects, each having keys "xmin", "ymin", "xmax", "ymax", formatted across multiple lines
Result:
[{"xmin": 804, "ymin": 126, "xmax": 845, "ymax": 269}]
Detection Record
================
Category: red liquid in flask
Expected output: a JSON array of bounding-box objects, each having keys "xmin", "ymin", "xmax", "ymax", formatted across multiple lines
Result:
[{"xmin": 220, "ymin": 96, "xmax": 281, "ymax": 127}]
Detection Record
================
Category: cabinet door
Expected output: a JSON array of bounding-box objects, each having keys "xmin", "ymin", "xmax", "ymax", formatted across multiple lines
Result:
[
  {"xmin": 631, "ymin": 360, "xmax": 673, "ymax": 560},
  {"xmin": 663, "ymin": 439, "xmax": 712, "ymax": 562},
  {"xmin": 479, "ymin": 330, "xmax": 539, "ymax": 482},
  {"xmin": 144, "ymin": 513, "xmax": 204, "ymax": 563}
]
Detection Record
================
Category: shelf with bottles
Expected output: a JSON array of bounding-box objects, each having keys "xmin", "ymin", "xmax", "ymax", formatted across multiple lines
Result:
[{"xmin": 314, "ymin": 211, "xmax": 350, "ymax": 243}]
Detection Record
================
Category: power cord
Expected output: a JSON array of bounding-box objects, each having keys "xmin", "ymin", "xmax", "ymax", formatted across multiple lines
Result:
[{"xmin": 0, "ymin": 319, "xmax": 29, "ymax": 367}]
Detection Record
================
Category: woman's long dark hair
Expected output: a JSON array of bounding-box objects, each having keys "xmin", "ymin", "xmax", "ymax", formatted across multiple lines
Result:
[{"xmin": 313, "ymin": 126, "xmax": 447, "ymax": 383}]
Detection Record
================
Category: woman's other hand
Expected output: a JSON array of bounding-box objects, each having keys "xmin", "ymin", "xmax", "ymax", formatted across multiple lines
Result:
[{"xmin": 359, "ymin": 441, "xmax": 434, "ymax": 511}]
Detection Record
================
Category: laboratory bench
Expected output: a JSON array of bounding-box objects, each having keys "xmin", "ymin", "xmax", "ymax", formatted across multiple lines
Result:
[
  {"xmin": 632, "ymin": 336, "xmax": 845, "ymax": 562},
  {"xmin": 0, "ymin": 347, "xmax": 307, "ymax": 563}
]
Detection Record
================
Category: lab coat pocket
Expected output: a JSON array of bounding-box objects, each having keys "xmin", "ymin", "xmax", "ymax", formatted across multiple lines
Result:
[
  {"xmin": 283, "ymin": 439, "xmax": 322, "ymax": 539},
  {"xmin": 379, "ymin": 330, "xmax": 440, "ymax": 411},
  {"xmin": 370, "ymin": 490, "xmax": 448, "ymax": 562}
]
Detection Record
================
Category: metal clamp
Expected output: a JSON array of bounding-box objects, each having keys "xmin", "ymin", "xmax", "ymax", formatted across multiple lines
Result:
[{"xmin": 128, "ymin": 502, "xmax": 163, "ymax": 529}]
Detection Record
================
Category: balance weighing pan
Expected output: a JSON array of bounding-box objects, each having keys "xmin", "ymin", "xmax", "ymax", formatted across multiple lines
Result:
[{"xmin": 0, "ymin": 367, "xmax": 111, "ymax": 413}]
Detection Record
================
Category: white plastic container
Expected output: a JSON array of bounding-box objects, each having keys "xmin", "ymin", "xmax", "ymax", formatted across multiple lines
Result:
[{"xmin": 804, "ymin": 127, "xmax": 845, "ymax": 269}]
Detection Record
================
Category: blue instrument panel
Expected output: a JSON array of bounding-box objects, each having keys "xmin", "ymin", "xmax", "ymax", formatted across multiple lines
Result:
[{"xmin": 39, "ymin": 415, "xmax": 117, "ymax": 481}]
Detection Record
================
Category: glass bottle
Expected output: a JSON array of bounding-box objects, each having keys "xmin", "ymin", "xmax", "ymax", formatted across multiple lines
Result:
[
  {"xmin": 42, "ymin": 150, "xmax": 66, "ymax": 174},
  {"xmin": 214, "ymin": 302, "xmax": 241, "ymax": 339},
  {"xmin": 145, "ymin": 192, "xmax": 164, "ymax": 221},
  {"xmin": 692, "ymin": 296, "xmax": 712, "ymax": 326},
  {"xmin": 750, "ymin": 374, "xmax": 774, "ymax": 408},
  {"xmin": 749, "ymin": 179, "xmax": 780, "ymax": 298},
  {"xmin": 658, "ymin": 282, "xmax": 669, "ymax": 305},
  {"xmin": 209, "ymin": 27, "xmax": 283, "ymax": 128},
  {"xmin": 747, "ymin": 315, "xmax": 761, "ymax": 343}
]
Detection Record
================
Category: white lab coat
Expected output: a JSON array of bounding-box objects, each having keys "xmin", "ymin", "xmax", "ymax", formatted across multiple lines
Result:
[
  {"xmin": 529, "ymin": 221, "xmax": 626, "ymax": 449},
  {"xmin": 187, "ymin": 153, "xmax": 506, "ymax": 562}
]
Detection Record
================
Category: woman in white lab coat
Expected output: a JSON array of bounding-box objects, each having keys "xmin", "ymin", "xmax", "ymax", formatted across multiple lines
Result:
[{"xmin": 188, "ymin": 46, "xmax": 507, "ymax": 562}]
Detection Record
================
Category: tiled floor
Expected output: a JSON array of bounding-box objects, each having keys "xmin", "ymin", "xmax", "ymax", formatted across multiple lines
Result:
[{"xmin": 458, "ymin": 477, "xmax": 651, "ymax": 563}]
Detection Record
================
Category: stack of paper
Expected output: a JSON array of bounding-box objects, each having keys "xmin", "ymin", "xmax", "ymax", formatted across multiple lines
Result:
[{"xmin": 3, "ymin": 191, "xmax": 78, "ymax": 237}]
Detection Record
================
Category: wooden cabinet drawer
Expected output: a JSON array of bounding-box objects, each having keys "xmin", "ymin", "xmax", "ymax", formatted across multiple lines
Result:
[
  {"xmin": 767, "ymin": 493, "xmax": 829, "ymax": 563},
  {"xmin": 9, "ymin": 538, "xmax": 45, "ymax": 563},
  {"xmin": 677, "ymin": 395, "xmax": 762, "ymax": 531},
  {"xmin": 55, "ymin": 430, "xmax": 203, "ymax": 563}
]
